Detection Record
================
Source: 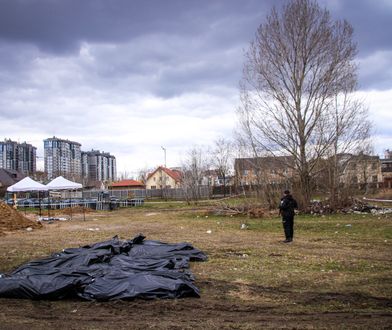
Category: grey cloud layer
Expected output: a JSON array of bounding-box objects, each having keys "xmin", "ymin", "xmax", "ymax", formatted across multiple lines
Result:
[
  {"xmin": 0, "ymin": 0, "xmax": 391, "ymax": 171},
  {"xmin": 1, "ymin": 0, "xmax": 391, "ymax": 92}
]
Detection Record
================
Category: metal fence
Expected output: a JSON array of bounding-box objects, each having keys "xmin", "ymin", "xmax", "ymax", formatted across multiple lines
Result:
[{"xmin": 83, "ymin": 186, "xmax": 213, "ymax": 200}]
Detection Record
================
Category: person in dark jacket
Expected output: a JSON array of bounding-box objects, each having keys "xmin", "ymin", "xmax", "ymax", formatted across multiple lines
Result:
[{"xmin": 279, "ymin": 190, "xmax": 298, "ymax": 243}]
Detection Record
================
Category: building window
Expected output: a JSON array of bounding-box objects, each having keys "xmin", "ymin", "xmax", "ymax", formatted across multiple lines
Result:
[
  {"xmin": 151, "ymin": 185, "xmax": 156, "ymax": 189},
  {"xmin": 372, "ymin": 175, "xmax": 378, "ymax": 183}
]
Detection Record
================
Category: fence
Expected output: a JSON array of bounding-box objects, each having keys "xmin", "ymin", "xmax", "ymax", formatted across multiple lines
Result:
[{"xmin": 83, "ymin": 186, "xmax": 213, "ymax": 200}]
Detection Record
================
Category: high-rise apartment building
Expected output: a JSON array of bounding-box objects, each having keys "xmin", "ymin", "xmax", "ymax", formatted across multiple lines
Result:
[
  {"xmin": 82, "ymin": 150, "xmax": 116, "ymax": 186},
  {"xmin": 0, "ymin": 139, "xmax": 36, "ymax": 175},
  {"xmin": 44, "ymin": 137, "xmax": 82, "ymax": 181}
]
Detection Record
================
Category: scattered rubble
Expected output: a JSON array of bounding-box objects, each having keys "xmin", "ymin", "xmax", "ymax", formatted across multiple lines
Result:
[
  {"xmin": 38, "ymin": 216, "xmax": 68, "ymax": 222},
  {"xmin": 212, "ymin": 204, "xmax": 266, "ymax": 218},
  {"xmin": 309, "ymin": 198, "xmax": 392, "ymax": 215}
]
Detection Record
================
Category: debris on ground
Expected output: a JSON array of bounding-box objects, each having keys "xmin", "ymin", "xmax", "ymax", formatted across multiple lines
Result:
[
  {"xmin": 308, "ymin": 201, "xmax": 334, "ymax": 214},
  {"xmin": 371, "ymin": 208, "xmax": 392, "ymax": 215},
  {"xmin": 212, "ymin": 203, "xmax": 266, "ymax": 218},
  {"xmin": 0, "ymin": 201, "xmax": 42, "ymax": 235},
  {"xmin": 38, "ymin": 216, "xmax": 68, "ymax": 222},
  {"xmin": 309, "ymin": 198, "xmax": 392, "ymax": 215},
  {"xmin": 0, "ymin": 234, "xmax": 207, "ymax": 301},
  {"xmin": 341, "ymin": 199, "xmax": 376, "ymax": 213}
]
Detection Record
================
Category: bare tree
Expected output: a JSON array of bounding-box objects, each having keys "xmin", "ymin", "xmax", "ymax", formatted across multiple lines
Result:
[
  {"xmin": 238, "ymin": 0, "xmax": 369, "ymax": 207},
  {"xmin": 324, "ymin": 93, "xmax": 372, "ymax": 207},
  {"xmin": 181, "ymin": 146, "xmax": 209, "ymax": 204},
  {"xmin": 211, "ymin": 137, "xmax": 234, "ymax": 197},
  {"xmin": 118, "ymin": 170, "xmax": 132, "ymax": 180},
  {"xmin": 137, "ymin": 167, "xmax": 151, "ymax": 185}
]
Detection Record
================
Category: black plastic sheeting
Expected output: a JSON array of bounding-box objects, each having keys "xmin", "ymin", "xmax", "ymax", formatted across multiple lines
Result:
[{"xmin": 0, "ymin": 234, "xmax": 207, "ymax": 301}]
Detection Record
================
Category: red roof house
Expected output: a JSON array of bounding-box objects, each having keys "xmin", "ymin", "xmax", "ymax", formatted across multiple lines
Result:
[{"xmin": 109, "ymin": 179, "xmax": 145, "ymax": 190}]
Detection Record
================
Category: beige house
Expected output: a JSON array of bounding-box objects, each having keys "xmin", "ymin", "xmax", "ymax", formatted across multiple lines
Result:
[
  {"xmin": 380, "ymin": 150, "xmax": 392, "ymax": 188},
  {"xmin": 234, "ymin": 156, "xmax": 295, "ymax": 186},
  {"xmin": 339, "ymin": 153, "xmax": 382, "ymax": 187},
  {"xmin": 145, "ymin": 166, "xmax": 182, "ymax": 189}
]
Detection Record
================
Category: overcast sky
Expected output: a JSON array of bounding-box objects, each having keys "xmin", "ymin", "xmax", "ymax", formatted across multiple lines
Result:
[{"xmin": 0, "ymin": 0, "xmax": 391, "ymax": 176}]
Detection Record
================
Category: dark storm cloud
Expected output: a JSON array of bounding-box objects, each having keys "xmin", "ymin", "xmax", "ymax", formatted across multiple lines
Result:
[
  {"xmin": 2, "ymin": 0, "xmax": 389, "ymax": 93},
  {"xmin": 323, "ymin": 0, "xmax": 392, "ymax": 56},
  {"xmin": 317, "ymin": 0, "xmax": 392, "ymax": 90},
  {"xmin": 0, "ymin": 0, "xmax": 200, "ymax": 53},
  {"xmin": 0, "ymin": 0, "xmax": 273, "ymax": 54},
  {"xmin": 0, "ymin": 0, "xmax": 278, "ymax": 97}
]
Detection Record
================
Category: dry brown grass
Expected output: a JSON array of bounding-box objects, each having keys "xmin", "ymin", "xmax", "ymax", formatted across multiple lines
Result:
[{"xmin": 0, "ymin": 206, "xmax": 391, "ymax": 329}]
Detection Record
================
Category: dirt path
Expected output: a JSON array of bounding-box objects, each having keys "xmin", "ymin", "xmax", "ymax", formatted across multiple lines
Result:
[{"xmin": 0, "ymin": 280, "xmax": 391, "ymax": 329}]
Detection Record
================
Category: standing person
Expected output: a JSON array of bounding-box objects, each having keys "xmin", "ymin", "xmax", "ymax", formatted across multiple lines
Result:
[{"xmin": 279, "ymin": 190, "xmax": 298, "ymax": 243}]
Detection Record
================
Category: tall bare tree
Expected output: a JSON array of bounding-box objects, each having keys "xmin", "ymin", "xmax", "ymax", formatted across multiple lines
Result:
[
  {"xmin": 181, "ymin": 146, "xmax": 209, "ymax": 203},
  {"xmin": 238, "ymin": 0, "xmax": 369, "ymax": 207},
  {"xmin": 324, "ymin": 93, "xmax": 371, "ymax": 207},
  {"xmin": 211, "ymin": 137, "xmax": 233, "ymax": 197}
]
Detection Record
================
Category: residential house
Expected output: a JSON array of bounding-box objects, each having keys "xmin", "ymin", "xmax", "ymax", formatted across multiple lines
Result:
[
  {"xmin": 0, "ymin": 169, "xmax": 25, "ymax": 196},
  {"xmin": 339, "ymin": 153, "xmax": 382, "ymax": 187},
  {"xmin": 381, "ymin": 149, "xmax": 392, "ymax": 188},
  {"xmin": 146, "ymin": 167, "xmax": 182, "ymax": 189},
  {"xmin": 109, "ymin": 179, "xmax": 145, "ymax": 190},
  {"xmin": 200, "ymin": 169, "xmax": 233, "ymax": 187},
  {"xmin": 234, "ymin": 156, "xmax": 295, "ymax": 186}
]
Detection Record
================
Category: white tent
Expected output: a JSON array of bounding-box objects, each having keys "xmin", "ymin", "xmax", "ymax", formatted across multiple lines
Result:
[
  {"xmin": 7, "ymin": 177, "xmax": 48, "ymax": 192},
  {"xmin": 46, "ymin": 176, "xmax": 83, "ymax": 190}
]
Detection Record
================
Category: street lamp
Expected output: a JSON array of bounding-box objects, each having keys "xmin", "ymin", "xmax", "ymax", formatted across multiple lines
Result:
[{"xmin": 161, "ymin": 146, "xmax": 166, "ymax": 168}]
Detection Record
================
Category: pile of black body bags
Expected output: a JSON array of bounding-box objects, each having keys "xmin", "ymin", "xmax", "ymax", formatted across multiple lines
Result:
[{"xmin": 0, "ymin": 234, "xmax": 207, "ymax": 301}]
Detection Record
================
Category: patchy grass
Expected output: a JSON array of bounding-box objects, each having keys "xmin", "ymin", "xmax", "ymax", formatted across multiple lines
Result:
[{"xmin": 0, "ymin": 206, "xmax": 391, "ymax": 328}]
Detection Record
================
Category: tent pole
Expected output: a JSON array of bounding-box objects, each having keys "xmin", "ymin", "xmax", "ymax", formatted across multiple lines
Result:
[
  {"xmin": 70, "ymin": 189, "xmax": 72, "ymax": 220},
  {"xmin": 82, "ymin": 189, "xmax": 85, "ymax": 221},
  {"xmin": 13, "ymin": 193, "xmax": 17, "ymax": 209},
  {"xmin": 39, "ymin": 191, "xmax": 42, "ymax": 217},
  {"xmin": 48, "ymin": 190, "xmax": 51, "ymax": 219}
]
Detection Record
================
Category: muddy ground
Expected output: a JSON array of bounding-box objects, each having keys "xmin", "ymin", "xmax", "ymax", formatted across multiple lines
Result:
[{"xmin": 0, "ymin": 207, "xmax": 391, "ymax": 329}]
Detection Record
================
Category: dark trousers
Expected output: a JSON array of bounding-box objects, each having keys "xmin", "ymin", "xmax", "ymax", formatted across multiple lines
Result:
[{"xmin": 282, "ymin": 216, "xmax": 294, "ymax": 241}]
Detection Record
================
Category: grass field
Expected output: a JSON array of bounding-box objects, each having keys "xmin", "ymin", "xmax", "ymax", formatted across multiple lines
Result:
[{"xmin": 0, "ymin": 204, "xmax": 391, "ymax": 329}]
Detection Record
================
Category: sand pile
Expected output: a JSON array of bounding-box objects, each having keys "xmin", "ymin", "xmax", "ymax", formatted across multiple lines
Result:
[{"xmin": 0, "ymin": 201, "xmax": 42, "ymax": 235}]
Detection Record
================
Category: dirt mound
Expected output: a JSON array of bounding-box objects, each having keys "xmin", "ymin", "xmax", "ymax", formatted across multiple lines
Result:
[{"xmin": 0, "ymin": 201, "xmax": 42, "ymax": 234}]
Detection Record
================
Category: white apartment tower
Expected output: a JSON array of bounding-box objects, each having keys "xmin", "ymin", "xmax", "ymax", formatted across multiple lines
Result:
[
  {"xmin": 82, "ymin": 150, "xmax": 116, "ymax": 187},
  {"xmin": 44, "ymin": 137, "xmax": 82, "ymax": 181},
  {"xmin": 0, "ymin": 139, "xmax": 37, "ymax": 175}
]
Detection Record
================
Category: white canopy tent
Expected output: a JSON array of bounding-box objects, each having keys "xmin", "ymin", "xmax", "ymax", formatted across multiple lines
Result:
[
  {"xmin": 45, "ymin": 176, "xmax": 83, "ymax": 190},
  {"xmin": 7, "ymin": 177, "xmax": 48, "ymax": 192},
  {"xmin": 45, "ymin": 176, "xmax": 84, "ymax": 220},
  {"xmin": 7, "ymin": 177, "xmax": 47, "ymax": 215}
]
